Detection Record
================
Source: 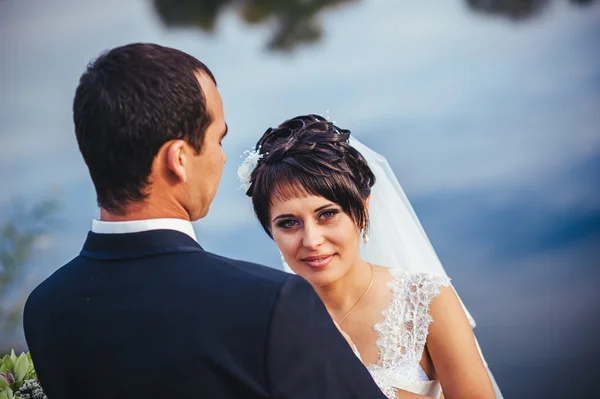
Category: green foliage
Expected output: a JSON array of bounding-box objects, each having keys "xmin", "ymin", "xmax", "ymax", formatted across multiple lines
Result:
[
  {"xmin": 152, "ymin": 0, "xmax": 359, "ymax": 52},
  {"xmin": 0, "ymin": 199, "xmax": 58, "ymax": 286},
  {"xmin": 151, "ymin": 0, "xmax": 598, "ymax": 51},
  {"xmin": 467, "ymin": 0, "xmax": 597, "ymax": 21},
  {"xmin": 0, "ymin": 198, "xmax": 59, "ymax": 341},
  {"xmin": 0, "ymin": 351, "xmax": 41, "ymax": 399}
]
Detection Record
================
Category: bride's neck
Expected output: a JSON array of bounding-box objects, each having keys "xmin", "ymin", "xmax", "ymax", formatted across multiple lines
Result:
[{"xmin": 314, "ymin": 258, "xmax": 372, "ymax": 319}]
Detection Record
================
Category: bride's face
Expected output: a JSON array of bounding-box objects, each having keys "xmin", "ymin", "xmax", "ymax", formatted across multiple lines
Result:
[{"xmin": 269, "ymin": 194, "xmax": 361, "ymax": 287}]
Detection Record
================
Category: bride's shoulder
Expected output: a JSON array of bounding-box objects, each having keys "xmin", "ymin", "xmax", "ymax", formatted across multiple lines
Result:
[
  {"xmin": 376, "ymin": 266, "xmax": 451, "ymax": 298},
  {"xmin": 377, "ymin": 265, "xmax": 450, "ymax": 284}
]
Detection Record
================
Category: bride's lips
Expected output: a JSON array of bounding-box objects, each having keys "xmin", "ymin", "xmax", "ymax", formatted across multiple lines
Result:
[{"xmin": 301, "ymin": 254, "xmax": 334, "ymax": 269}]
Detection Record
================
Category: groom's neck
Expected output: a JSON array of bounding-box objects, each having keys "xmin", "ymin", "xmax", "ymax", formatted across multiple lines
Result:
[{"xmin": 99, "ymin": 201, "xmax": 191, "ymax": 222}]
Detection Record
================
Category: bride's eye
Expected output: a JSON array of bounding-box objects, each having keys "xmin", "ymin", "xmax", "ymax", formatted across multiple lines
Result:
[
  {"xmin": 319, "ymin": 209, "xmax": 340, "ymax": 220},
  {"xmin": 277, "ymin": 219, "xmax": 298, "ymax": 229}
]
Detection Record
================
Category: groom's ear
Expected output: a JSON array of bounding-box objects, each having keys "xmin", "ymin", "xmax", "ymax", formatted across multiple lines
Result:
[{"xmin": 165, "ymin": 140, "xmax": 188, "ymax": 184}]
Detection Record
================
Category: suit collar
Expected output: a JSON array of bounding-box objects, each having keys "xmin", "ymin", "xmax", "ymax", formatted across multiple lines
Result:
[
  {"xmin": 91, "ymin": 218, "xmax": 198, "ymax": 242},
  {"xmin": 80, "ymin": 229, "xmax": 203, "ymax": 260}
]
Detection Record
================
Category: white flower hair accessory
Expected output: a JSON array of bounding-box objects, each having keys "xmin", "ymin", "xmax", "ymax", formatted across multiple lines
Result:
[{"xmin": 237, "ymin": 145, "xmax": 264, "ymax": 192}]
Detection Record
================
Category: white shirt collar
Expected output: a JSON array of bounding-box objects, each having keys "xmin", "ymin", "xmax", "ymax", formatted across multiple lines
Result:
[{"xmin": 91, "ymin": 218, "xmax": 197, "ymax": 242}]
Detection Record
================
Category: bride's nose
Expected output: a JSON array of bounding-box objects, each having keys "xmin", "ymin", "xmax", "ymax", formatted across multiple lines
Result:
[{"xmin": 302, "ymin": 224, "xmax": 325, "ymax": 249}]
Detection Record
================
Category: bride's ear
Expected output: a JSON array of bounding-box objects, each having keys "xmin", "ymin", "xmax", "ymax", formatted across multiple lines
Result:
[
  {"xmin": 165, "ymin": 140, "xmax": 188, "ymax": 183},
  {"xmin": 364, "ymin": 195, "xmax": 371, "ymax": 209}
]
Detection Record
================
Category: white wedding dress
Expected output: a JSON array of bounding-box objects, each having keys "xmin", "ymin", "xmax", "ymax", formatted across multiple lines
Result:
[{"xmin": 365, "ymin": 269, "xmax": 450, "ymax": 399}]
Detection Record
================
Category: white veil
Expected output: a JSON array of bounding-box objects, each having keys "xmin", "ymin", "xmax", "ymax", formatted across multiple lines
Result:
[{"xmin": 282, "ymin": 136, "xmax": 502, "ymax": 398}]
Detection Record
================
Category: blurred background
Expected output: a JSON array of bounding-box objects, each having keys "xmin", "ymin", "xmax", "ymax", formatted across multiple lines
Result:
[{"xmin": 1, "ymin": 0, "xmax": 599, "ymax": 397}]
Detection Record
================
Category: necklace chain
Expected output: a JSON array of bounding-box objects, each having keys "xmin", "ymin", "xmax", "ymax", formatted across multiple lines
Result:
[{"xmin": 338, "ymin": 262, "xmax": 375, "ymax": 325}]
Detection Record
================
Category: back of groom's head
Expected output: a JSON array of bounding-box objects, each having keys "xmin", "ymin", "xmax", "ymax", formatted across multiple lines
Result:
[{"xmin": 73, "ymin": 43, "xmax": 224, "ymax": 219}]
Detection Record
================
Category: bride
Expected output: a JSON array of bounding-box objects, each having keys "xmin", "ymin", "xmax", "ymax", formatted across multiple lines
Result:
[{"xmin": 238, "ymin": 114, "xmax": 502, "ymax": 398}]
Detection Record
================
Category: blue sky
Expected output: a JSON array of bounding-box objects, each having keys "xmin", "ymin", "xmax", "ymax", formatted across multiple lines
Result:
[{"xmin": 1, "ymin": 0, "xmax": 599, "ymax": 397}]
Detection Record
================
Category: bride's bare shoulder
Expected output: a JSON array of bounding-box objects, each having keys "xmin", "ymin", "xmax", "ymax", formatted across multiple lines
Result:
[
  {"xmin": 371, "ymin": 264, "xmax": 399, "ymax": 291},
  {"xmin": 373, "ymin": 264, "xmax": 406, "ymax": 282}
]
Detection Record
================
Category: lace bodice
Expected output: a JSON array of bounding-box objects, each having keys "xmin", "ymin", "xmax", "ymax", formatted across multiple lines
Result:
[{"xmin": 366, "ymin": 269, "xmax": 451, "ymax": 399}]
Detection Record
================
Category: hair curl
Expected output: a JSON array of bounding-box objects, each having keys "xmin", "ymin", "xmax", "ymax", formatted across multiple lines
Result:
[{"xmin": 247, "ymin": 114, "xmax": 375, "ymax": 238}]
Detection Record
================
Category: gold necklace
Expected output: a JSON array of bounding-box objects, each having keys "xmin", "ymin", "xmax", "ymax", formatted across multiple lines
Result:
[{"xmin": 338, "ymin": 262, "xmax": 375, "ymax": 325}]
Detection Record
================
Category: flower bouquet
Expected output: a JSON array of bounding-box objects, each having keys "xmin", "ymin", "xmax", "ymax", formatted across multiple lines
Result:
[{"xmin": 0, "ymin": 351, "xmax": 46, "ymax": 399}]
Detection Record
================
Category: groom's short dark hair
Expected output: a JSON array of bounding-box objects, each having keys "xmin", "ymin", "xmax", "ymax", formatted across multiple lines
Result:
[{"xmin": 73, "ymin": 43, "xmax": 216, "ymax": 214}]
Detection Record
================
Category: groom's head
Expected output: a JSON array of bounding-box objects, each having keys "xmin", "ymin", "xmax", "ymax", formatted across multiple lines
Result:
[{"xmin": 73, "ymin": 43, "xmax": 227, "ymax": 221}]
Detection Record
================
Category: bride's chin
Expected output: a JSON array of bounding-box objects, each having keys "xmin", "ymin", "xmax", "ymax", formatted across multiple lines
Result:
[
  {"xmin": 290, "ymin": 257, "xmax": 343, "ymax": 286},
  {"xmin": 304, "ymin": 269, "xmax": 343, "ymax": 288}
]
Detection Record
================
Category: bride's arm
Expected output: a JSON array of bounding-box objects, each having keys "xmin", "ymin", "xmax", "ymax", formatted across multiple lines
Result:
[
  {"xmin": 426, "ymin": 286, "xmax": 496, "ymax": 399},
  {"xmin": 396, "ymin": 390, "xmax": 438, "ymax": 399}
]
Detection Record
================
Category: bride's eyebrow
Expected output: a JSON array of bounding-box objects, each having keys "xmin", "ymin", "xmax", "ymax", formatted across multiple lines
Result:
[
  {"xmin": 272, "ymin": 213, "xmax": 295, "ymax": 223},
  {"xmin": 314, "ymin": 204, "xmax": 336, "ymax": 213}
]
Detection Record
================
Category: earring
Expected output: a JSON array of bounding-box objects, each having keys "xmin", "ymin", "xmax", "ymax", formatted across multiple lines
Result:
[{"xmin": 362, "ymin": 230, "xmax": 369, "ymax": 244}]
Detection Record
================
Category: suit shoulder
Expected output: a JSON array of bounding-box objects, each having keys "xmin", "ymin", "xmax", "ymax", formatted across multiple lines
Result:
[
  {"xmin": 24, "ymin": 256, "xmax": 80, "ymax": 313},
  {"xmin": 192, "ymin": 250, "xmax": 293, "ymax": 289}
]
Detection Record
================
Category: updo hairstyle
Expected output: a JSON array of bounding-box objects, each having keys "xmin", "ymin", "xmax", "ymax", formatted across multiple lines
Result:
[{"xmin": 246, "ymin": 114, "xmax": 376, "ymax": 238}]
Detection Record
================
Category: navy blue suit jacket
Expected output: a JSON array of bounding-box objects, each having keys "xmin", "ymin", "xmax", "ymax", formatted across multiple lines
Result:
[{"xmin": 23, "ymin": 229, "xmax": 386, "ymax": 398}]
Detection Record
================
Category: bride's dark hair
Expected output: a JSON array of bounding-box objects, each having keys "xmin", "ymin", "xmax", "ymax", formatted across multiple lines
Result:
[{"xmin": 245, "ymin": 114, "xmax": 375, "ymax": 238}]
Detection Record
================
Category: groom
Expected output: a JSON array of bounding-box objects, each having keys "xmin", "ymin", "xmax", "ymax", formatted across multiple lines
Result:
[{"xmin": 22, "ymin": 43, "xmax": 386, "ymax": 398}]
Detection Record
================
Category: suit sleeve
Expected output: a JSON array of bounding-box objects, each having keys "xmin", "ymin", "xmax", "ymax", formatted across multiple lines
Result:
[{"xmin": 265, "ymin": 275, "xmax": 386, "ymax": 399}]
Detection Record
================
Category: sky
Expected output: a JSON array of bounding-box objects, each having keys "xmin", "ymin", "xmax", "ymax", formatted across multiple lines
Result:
[{"xmin": 1, "ymin": 0, "xmax": 599, "ymax": 397}]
